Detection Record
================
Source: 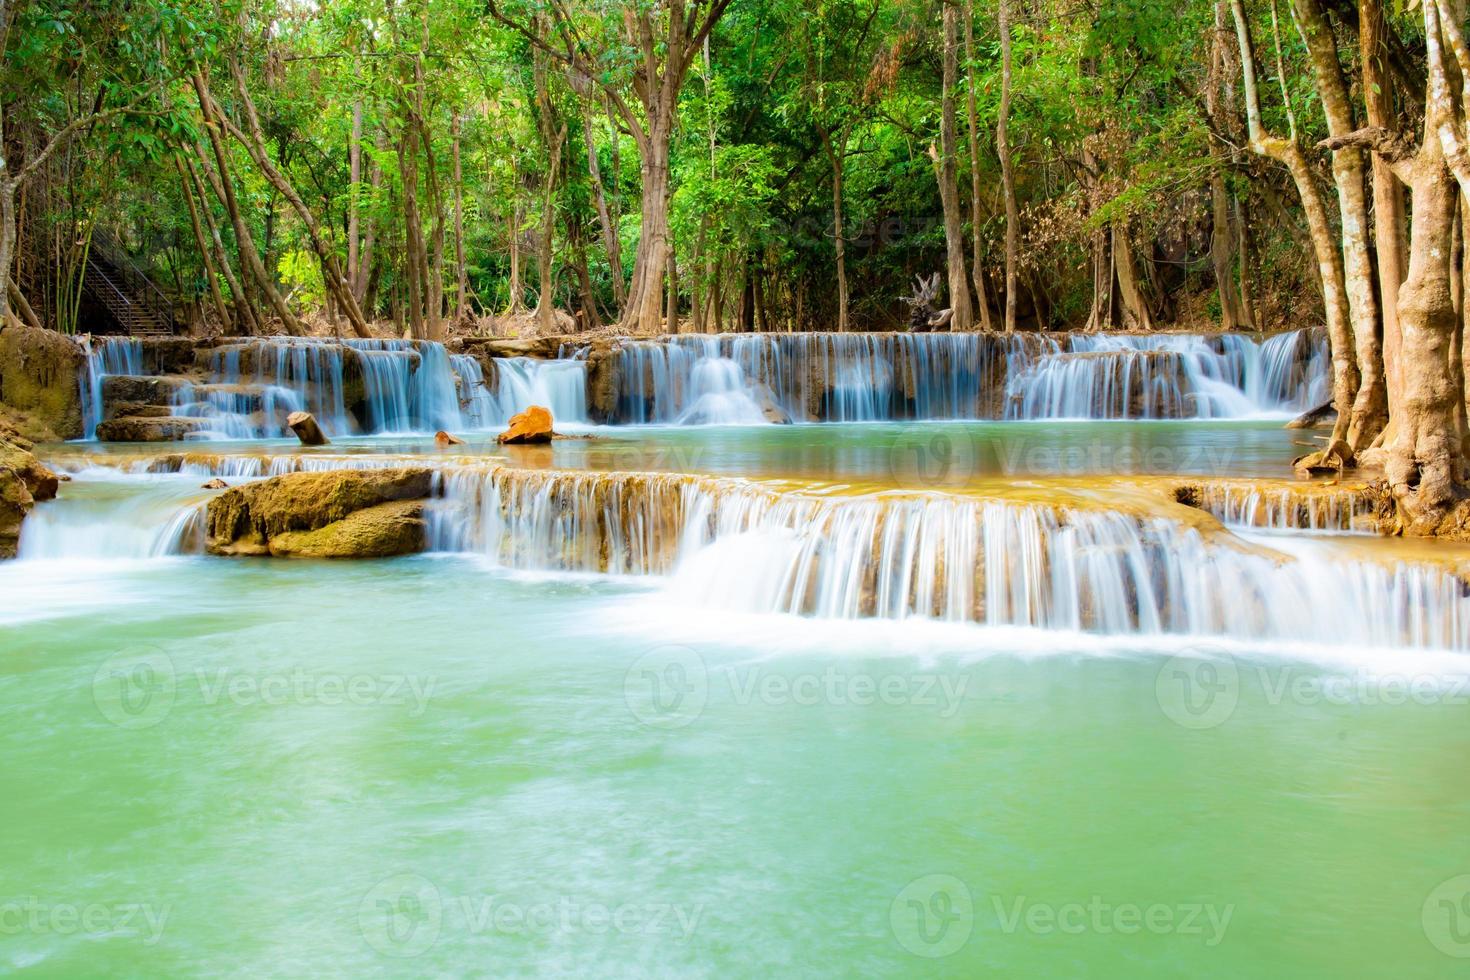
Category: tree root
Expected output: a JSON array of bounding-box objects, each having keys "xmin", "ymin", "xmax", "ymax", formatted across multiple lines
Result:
[{"xmin": 1293, "ymin": 438, "xmax": 1355, "ymax": 476}]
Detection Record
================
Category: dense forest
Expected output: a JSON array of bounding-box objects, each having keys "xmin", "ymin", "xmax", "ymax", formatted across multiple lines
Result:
[{"xmin": 6, "ymin": 0, "xmax": 1470, "ymax": 531}]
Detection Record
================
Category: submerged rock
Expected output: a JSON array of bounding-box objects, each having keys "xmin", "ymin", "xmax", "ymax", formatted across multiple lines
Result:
[
  {"xmin": 498, "ymin": 405, "xmax": 555, "ymax": 445},
  {"xmin": 205, "ymin": 467, "xmax": 433, "ymax": 558},
  {"xmin": 435, "ymin": 430, "xmax": 466, "ymax": 447},
  {"xmin": 0, "ymin": 440, "xmax": 60, "ymax": 559}
]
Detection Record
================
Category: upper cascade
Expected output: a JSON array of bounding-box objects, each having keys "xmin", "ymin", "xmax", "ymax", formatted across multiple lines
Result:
[
  {"xmin": 78, "ymin": 336, "xmax": 590, "ymax": 441},
  {"xmin": 606, "ymin": 329, "xmax": 1328, "ymax": 424}
]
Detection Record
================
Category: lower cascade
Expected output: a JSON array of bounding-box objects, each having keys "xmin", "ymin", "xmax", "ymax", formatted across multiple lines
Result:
[{"xmin": 29, "ymin": 456, "xmax": 1460, "ymax": 651}]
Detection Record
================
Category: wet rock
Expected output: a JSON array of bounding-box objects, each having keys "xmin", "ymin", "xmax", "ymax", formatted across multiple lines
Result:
[
  {"xmin": 498, "ymin": 405, "xmax": 555, "ymax": 445},
  {"xmin": 287, "ymin": 411, "xmax": 330, "ymax": 446},
  {"xmin": 584, "ymin": 342, "xmax": 622, "ymax": 423},
  {"xmin": 0, "ymin": 326, "xmax": 85, "ymax": 440},
  {"xmin": 101, "ymin": 375, "xmax": 193, "ymax": 407},
  {"xmin": 201, "ymin": 478, "xmax": 229, "ymax": 490},
  {"xmin": 0, "ymin": 440, "xmax": 60, "ymax": 559},
  {"xmin": 94, "ymin": 416, "xmax": 211, "ymax": 442},
  {"xmin": 751, "ymin": 383, "xmax": 792, "ymax": 425},
  {"xmin": 205, "ymin": 467, "xmax": 433, "ymax": 558},
  {"xmin": 435, "ymin": 430, "xmax": 466, "ymax": 447},
  {"xmin": 105, "ymin": 402, "xmax": 174, "ymax": 421}
]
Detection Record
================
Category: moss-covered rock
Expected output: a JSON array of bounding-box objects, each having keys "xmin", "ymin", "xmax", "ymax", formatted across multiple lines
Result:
[
  {"xmin": 206, "ymin": 467, "xmax": 433, "ymax": 558},
  {"xmin": 265, "ymin": 500, "xmax": 427, "ymax": 558},
  {"xmin": 0, "ymin": 440, "xmax": 60, "ymax": 559},
  {"xmin": 0, "ymin": 326, "xmax": 85, "ymax": 440}
]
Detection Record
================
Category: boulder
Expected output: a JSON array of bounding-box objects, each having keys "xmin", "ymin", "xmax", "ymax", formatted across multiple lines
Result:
[
  {"xmin": 0, "ymin": 326, "xmax": 85, "ymax": 440},
  {"xmin": 95, "ymin": 416, "xmax": 211, "ymax": 442},
  {"xmin": 205, "ymin": 467, "xmax": 433, "ymax": 558},
  {"xmin": 101, "ymin": 375, "xmax": 192, "ymax": 407},
  {"xmin": 287, "ymin": 411, "xmax": 330, "ymax": 446},
  {"xmin": 105, "ymin": 402, "xmax": 174, "ymax": 421},
  {"xmin": 498, "ymin": 405, "xmax": 555, "ymax": 445},
  {"xmin": 0, "ymin": 440, "xmax": 60, "ymax": 559},
  {"xmin": 201, "ymin": 478, "xmax": 229, "ymax": 490},
  {"xmin": 434, "ymin": 430, "xmax": 466, "ymax": 447},
  {"xmin": 264, "ymin": 500, "xmax": 428, "ymax": 558}
]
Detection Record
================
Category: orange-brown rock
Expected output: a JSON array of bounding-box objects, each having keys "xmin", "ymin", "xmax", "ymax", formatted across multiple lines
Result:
[
  {"xmin": 287, "ymin": 411, "xmax": 330, "ymax": 446},
  {"xmin": 0, "ymin": 440, "xmax": 60, "ymax": 559},
  {"xmin": 435, "ymin": 430, "xmax": 466, "ymax": 447},
  {"xmin": 497, "ymin": 405, "xmax": 555, "ymax": 445}
]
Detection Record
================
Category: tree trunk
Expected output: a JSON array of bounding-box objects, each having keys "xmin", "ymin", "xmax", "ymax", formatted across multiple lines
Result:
[
  {"xmin": 1360, "ymin": 0, "xmax": 1406, "ymax": 429},
  {"xmin": 934, "ymin": 1, "xmax": 973, "ymax": 330},
  {"xmin": 1292, "ymin": 0, "xmax": 1387, "ymax": 449},
  {"xmin": 348, "ymin": 101, "xmax": 363, "ymax": 305},
  {"xmin": 997, "ymin": 0, "xmax": 1019, "ymax": 333},
  {"xmin": 451, "ymin": 115, "xmax": 469, "ymax": 324},
  {"xmin": 821, "ymin": 127, "xmax": 850, "ymax": 333},
  {"xmin": 223, "ymin": 62, "xmax": 371, "ymax": 338},
  {"xmin": 192, "ymin": 78, "xmax": 302, "ymax": 336},
  {"xmin": 583, "ymin": 102, "xmax": 625, "ymax": 308},
  {"xmin": 175, "ymin": 157, "xmax": 232, "ymax": 332},
  {"xmin": 1229, "ymin": 0, "xmax": 1356, "ymax": 462},
  {"xmin": 963, "ymin": 3, "xmax": 994, "ymax": 331},
  {"xmin": 1112, "ymin": 221, "xmax": 1155, "ymax": 330}
]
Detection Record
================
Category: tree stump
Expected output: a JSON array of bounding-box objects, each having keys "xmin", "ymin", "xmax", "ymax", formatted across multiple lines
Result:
[{"xmin": 287, "ymin": 412, "xmax": 329, "ymax": 446}]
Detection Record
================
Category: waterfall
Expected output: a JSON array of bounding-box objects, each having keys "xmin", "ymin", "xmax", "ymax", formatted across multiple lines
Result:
[
  {"xmin": 17, "ymin": 477, "xmax": 207, "ymax": 559},
  {"xmin": 1184, "ymin": 482, "xmax": 1374, "ymax": 533},
  {"xmin": 424, "ymin": 464, "xmax": 1470, "ymax": 651},
  {"xmin": 609, "ymin": 330, "xmax": 1326, "ymax": 424},
  {"xmin": 79, "ymin": 336, "xmax": 143, "ymax": 439},
  {"xmin": 1003, "ymin": 333, "xmax": 1329, "ymax": 420},
  {"xmin": 490, "ymin": 357, "xmax": 590, "ymax": 426}
]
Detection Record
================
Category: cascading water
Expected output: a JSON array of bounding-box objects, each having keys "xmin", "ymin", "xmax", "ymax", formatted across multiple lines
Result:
[
  {"xmin": 490, "ymin": 357, "xmax": 590, "ymax": 426},
  {"xmin": 610, "ymin": 330, "xmax": 1327, "ymax": 424},
  {"xmin": 419, "ymin": 464, "xmax": 1470, "ymax": 651},
  {"xmin": 79, "ymin": 336, "xmax": 143, "ymax": 439},
  {"xmin": 21, "ymin": 454, "xmax": 1469, "ymax": 650},
  {"xmin": 1003, "ymin": 332, "xmax": 1330, "ymax": 420}
]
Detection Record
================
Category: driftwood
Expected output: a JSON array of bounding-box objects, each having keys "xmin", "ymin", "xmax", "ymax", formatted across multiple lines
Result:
[{"xmin": 903, "ymin": 273, "xmax": 954, "ymax": 332}]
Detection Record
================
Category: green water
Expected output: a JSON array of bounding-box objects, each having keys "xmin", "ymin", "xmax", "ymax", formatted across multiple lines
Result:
[{"xmin": 6, "ymin": 422, "xmax": 1470, "ymax": 977}]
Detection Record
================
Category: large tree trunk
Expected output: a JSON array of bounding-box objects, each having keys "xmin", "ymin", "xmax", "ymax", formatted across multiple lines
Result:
[
  {"xmin": 997, "ymin": 0, "xmax": 1019, "ymax": 333},
  {"xmin": 1207, "ymin": 1, "xmax": 1249, "ymax": 330},
  {"xmin": 1292, "ymin": 0, "xmax": 1387, "ymax": 450},
  {"xmin": 622, "ymin": 125, "xmax": 673, "ymax": 335},
  {"xmin": 934, "ymin": 1, "xmax": 972, "ymax": 330},
  {"xmin": 1112, "ymin": 221, "xmax": 1155, "ymax": 330}
]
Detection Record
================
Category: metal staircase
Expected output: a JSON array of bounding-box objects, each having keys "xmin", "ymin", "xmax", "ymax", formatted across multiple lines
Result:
[{"xmin": 83, "ymin": 234, "xmax": 177, "ymax": 336}]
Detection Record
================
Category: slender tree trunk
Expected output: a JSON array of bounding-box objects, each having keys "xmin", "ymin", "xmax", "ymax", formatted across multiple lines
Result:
[
  {"xmin": 1292, "ymin": 0, "xmax": 1387, "ymax": 449},
  {"xmin": 451, "ymin": 115, "xmax": 469, "ymax": 324},
  {"xmin": 223, "ymin": 60, "xmax": 372, "ymax": 338},
  {"xmin": 1230, "ymin": 0, "xmax": 1356, "ymax": 462},
  {"xmin": 583, "ymin": 101, "xmax": 625, "ymax": 308},
  {"xmin": 192, "ymin": 77, "xmax": 302, "ymax": 336},
  {"xmin": 183, "ymin": 155, "xmax": 257, "ymax": 333},
  {"xmin": 997, "ymin": 0, "xmax": 1019, "ymax": 332},
  {"xmin": 1361, "ymin": 0, "xmax": 1407, "ymax": 435},
  {"xmin": 963, "ymin": 3, "xmax": 994, "ymax": 331},
  {"xmin": 1112, "ymin": 221, "xmax": 1155, "ymax": 330},
  {"xmin": 933, "ymin": 1, "xmax": 973, "ymax": 330},
  {"xmin": 820, "ymin": 127, "xmax": 850, "ymax": 333},
  {"xmin": 348, "ymin": 101, "xmax": 363, "ymax": 304},
  {"xmin": 175, "ymin": 157, "xmax": 232, "ymax": 332}
]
